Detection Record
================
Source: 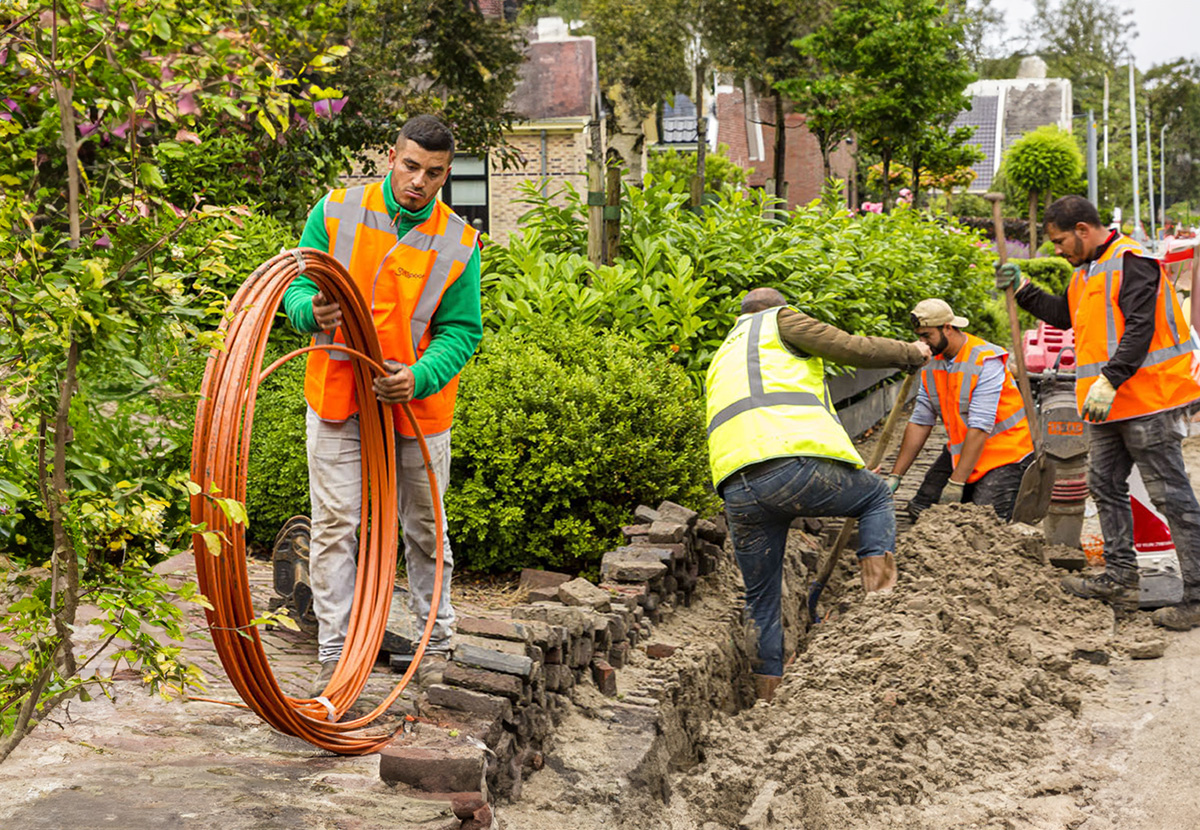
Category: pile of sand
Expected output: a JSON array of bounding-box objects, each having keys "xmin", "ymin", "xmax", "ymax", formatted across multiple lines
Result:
[{"xmin": 672, "ymin": 504, "xmax": 1140, "ymax": 828}]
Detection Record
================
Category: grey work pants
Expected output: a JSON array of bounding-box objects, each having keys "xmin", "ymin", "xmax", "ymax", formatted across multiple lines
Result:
[
  {"xmin": 306, "ymin": 407, "xmax": 455, "ymax": 663},
  {"xmin": 1087, "ymin": 407, "xmax": 1200, "ymax": 599}
]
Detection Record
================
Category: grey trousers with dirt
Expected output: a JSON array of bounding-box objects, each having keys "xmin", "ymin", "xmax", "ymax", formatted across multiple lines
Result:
[
  {"xmin": 306, "ymin": 408, "xmax": 455, "ymax": 663},
  {"xmin": 1088, "ymin": 407, "xmax": 1200, "ymax": 601}
]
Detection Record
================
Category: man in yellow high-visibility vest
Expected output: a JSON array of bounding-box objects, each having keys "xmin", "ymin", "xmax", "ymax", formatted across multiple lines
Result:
[{"xmin": 706, "ymin": 288, "xmax": 929, "ymax": 701}]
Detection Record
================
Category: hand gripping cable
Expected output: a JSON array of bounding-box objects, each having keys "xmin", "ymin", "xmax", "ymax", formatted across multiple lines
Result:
[{"xmin": 189, "ymin": 248, "xmax": 443, "ymax": 754}]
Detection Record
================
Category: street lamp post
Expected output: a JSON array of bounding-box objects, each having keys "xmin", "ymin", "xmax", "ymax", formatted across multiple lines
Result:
[{"xmin": 1161, "ymin": 123, "xmax": 1170, "ymax": 234}]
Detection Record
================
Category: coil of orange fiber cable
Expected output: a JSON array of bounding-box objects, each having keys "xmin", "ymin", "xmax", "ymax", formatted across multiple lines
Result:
[{"xmin": 189, "ymin": 248, "xmax": 444, "ymax": 754}]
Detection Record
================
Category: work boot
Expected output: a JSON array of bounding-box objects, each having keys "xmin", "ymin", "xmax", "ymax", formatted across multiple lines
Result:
[
  {"xmin": 1151, "ymin": 601, "xmax": 1200, "ymax": 631},
  {"xmin": 860, "ymin": 552, "xmax": 897, "ymax": 593},
  {"xmin": 309, "ymin": 660, "xmax": 338, "ymax": 698},
  {"xmin": 417, "ymin": 652, "xmax": 450, "ymax": 690},
  {"xmin": 1060, "ymin": 572, "xmax": 1139, "ymax": 611},
  {"xmin": 752, "ymin": 673, "xmax": 782, "ymax": 703}
]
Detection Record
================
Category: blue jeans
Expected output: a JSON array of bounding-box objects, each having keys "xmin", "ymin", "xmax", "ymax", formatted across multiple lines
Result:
[
  {"xmin": 1088, "ymin": 408, "xmax": 1200, "ymax": 600},
  {"xmin": 722, "ymin": 456, "xmax": 896, "ymax": 676}
]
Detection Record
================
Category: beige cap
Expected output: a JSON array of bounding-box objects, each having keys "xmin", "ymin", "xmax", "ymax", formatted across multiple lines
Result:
[{"xmin": 911, "ymin": 298, "xmax": 969, "ymax": 328}]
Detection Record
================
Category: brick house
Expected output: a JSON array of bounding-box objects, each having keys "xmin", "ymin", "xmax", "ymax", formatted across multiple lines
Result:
[
  {"xmin": 714, "ymin": 82, "xmax": 856, "ymax": 209},
  {"xmin": 654, "ymin": 82, "xmax": 856, "ymax": 209},
  {"xmin": 486, "ymin": 21, "xmax": 602, "ymax": 243}
]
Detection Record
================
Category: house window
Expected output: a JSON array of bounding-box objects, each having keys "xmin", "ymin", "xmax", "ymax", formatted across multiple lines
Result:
[{"xmin": 443, "ymin": 154, "xmax": 489, "ymax": 236}]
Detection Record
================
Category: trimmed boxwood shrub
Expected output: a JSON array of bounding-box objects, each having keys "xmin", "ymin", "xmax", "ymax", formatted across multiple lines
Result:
[
  {"xmin": 244, "ymin": 338, "xmax": 311, "ymax": 547},
  {"xmin": 446, "ymin": 320, "xmax": 717, "ymax": 574}
]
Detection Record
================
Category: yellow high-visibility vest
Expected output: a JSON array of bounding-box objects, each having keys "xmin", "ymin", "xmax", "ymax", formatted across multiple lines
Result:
[{"xmin": 706, "ymin": 306, "xmax": 864, "ymax": 488}]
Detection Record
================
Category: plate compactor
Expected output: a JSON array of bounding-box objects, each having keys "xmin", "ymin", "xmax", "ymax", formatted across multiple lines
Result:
[{"xmin": 1025, "ymin": 323, "xmax": 1184, "ymax": 609}]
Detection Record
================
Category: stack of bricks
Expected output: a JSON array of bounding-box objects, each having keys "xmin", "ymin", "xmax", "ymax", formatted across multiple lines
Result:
[
  {"xmin": 601, "ymin": 500, "xmax": 729, "ymax": 620},
  {"xmin": 386, "ymin": 499, "xmax": 728, "ymax": 810}
]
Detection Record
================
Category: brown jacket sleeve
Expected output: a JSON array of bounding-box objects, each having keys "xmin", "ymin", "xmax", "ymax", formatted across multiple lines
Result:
[{"xmin": 777, "ymin": 308, "xmax": 926, "ymax": 372}]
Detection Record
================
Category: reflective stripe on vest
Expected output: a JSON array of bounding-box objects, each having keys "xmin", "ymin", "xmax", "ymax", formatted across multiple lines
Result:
[
  {"xmin": 1067, "ymin": 234, "xmax": 1200, "ymax": 421},
  {"xmin": 304, "ymin": 184, "xmax": 479, "ymax": 436},
  {"xmin": 705, "ymin": 307, "xmax": 864, "ymax": 488},
  {"xmin": 920, "ymin": 332, "xmax": 1033, "ymax": 483}
]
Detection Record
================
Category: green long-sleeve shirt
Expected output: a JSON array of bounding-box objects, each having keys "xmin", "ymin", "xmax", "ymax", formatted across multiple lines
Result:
[{"xmin": 282, "ymin": 172, "xmax": 483, "ymax": 401}]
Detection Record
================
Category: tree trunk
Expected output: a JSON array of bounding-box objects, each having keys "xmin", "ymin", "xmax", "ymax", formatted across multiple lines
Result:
[
  {"xmin": 606, "ymin": 88, "xmax": 648, "ymax": 184},
  {"xmin": 51, "ymin": 81, "xmax": 81, "ymax": 248},
  {"xmin": 773, "ymin": 93, "xmax": 787, "ymax": 205},
  {"xmin": 1028, "ymin": 190, "xmax": 1039, "ymax": 256},
  {"xmin": 49, "ymin": 340, "xmax": 80, "ymax": 673}
]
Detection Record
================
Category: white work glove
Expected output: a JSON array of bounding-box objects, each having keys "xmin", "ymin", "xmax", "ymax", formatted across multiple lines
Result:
[
  {"xmin": 1082, "ymin": 375, "xmax": 1117, "ymax": 423},
  {"xmin": 886, "ymin": 474, "xmax": 902, "ymax": 494}
]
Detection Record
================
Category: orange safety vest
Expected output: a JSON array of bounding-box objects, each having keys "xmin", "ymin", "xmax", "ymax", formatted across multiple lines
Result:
[
  {"xmin": 920, "ymin": 332, "xmax": 1034, "ymax": 483},
  {"xmin": 1067, "ymin": 234, "xmax": 1200, "ymax": 422},
  {"xmin": 303, "ymin": 182, "xmax": 479, "ymax": 437}
]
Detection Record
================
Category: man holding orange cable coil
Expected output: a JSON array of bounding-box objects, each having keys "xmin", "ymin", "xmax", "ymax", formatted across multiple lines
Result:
[{"xmin": 283, "ymin": 115, "xmax": 482, "ymax": 695}]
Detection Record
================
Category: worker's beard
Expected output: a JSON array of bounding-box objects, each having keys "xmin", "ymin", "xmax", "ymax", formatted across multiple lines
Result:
[{"xmin": 930, "ymin": 330, "xmax": 950, "ymax": 356}]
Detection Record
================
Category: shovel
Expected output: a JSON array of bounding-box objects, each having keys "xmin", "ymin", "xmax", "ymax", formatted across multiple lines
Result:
[
  {"xmin": 807, "ymin": 371, "xmax": 917, "ymax": 623},
  {"xmin": 986, "ymin": 192, "xmax": 1056, "ymax": 525}
]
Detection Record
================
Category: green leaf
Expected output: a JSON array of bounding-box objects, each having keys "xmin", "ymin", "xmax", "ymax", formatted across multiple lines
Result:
[
  {"xmin": 138, "ymin": 163, "xmax": 165, "ymax": 190},
  {"xmin": 201, "ymin": 531, "xmax": 222, "ymax": 558}
]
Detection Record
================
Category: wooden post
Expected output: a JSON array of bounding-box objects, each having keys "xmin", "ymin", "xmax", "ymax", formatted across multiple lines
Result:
[
  {"xmin": 986, "ymin": 192, "xmax": 1008, "ymax": 263},
  {"xmin": 587, "ymin": 155, "xmax": 604, "ymax": 267},
  {"xmin": 604, "ymin": 163, "xmax": 621, "ymax": 266}
]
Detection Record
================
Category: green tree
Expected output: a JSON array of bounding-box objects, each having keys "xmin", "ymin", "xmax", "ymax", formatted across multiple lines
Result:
[
  {"xmin": 583, "ymin": 0, "xmax": 692, "ymax": 181},
  {"xmin": 0, "ymin": 0, "xmax": 330, "ymax": 758},
  {"xmin": 1001, "ymin": 125, "xmax": 1085, "ymax": 251},
  {"xmin": 332, "ymin": 0, "xmax": 527, "ymax": 165},
  {"xmin": 1146, "ymin": 59, "xmax": 1200, "ymax": 225},
  {"xmin": 1030, "ymin": 0, "xmax": 1134, "ymax": 115},
  {"xmin": 777, "ymin": 31, "xmax": 855, "ymax": 182},
  {"xmin": 702, "ymin": 0, "xmax": 820, "ymax": 199},
  {"xmin": 809, "ymin": 0, "xmax": 975, "ymax": 212}
]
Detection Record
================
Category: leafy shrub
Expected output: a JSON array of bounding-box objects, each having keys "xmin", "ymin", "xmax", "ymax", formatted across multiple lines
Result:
[
  {"xmin": 446, "ymin": 321, "xmax": 717, "ymax": 574},
  {"xmin": 1019, "ymin": 256, "xmax": 1072, "ymax": 295},
  {"xmin": 1001, "ymin": 126, "xmax": 1084, "ymax": 201},
  {"xmin": 483, "ymin": 181, "xmax": 1001, "ymax": 382},
  {"xmin": 646, "ymin": 144, "xmax": 750, "ymax": 194},
  {"xmin": 244, "ymin": 340, "xmax": 312, "ymax": 548}
]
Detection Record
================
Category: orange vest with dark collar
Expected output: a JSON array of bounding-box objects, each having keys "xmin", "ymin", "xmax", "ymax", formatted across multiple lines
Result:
[{"xmin": 1067, "ymin": 233, "xmax": 1200, "ymax": 422}]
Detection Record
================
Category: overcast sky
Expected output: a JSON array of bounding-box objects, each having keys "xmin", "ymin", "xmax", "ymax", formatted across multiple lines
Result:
[{"xmin": 988, "ymin": 0, "xmax": 1200, "ymax": 70}]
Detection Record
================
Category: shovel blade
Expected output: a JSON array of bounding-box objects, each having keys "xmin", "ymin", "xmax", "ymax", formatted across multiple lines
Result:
[{"xmin": 1011, "ymin": 453, "xmax": 1057, "ymax": 525}]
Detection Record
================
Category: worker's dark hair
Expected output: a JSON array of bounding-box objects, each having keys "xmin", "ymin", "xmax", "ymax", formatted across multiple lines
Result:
[
  {"xmin": 741, "ymin": 287, "xmax": 788, "ymax": 315},
  {"xmin": 1044, "ymin": 195, "xmax": 1102, "ymax": 231},
  {"xmin": 398, "ymin": 115, "xmax": 455, "ymax": 157}
]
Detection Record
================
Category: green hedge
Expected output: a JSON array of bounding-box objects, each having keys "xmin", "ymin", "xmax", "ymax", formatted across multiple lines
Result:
[
  {"xmin": 244, "ymin": 339, "xmax": 311, "ymax": 547},
  {"xmin": 1018, "ymin": 256, "xmax": 1072, "ymax": 295},
  {"xmin": 483, "ymin": 182, "xmax": 1001, "ymax": 381},
  {"xmin": 446, "ymin": 321, "xmax": 716, "ymax": 574}
]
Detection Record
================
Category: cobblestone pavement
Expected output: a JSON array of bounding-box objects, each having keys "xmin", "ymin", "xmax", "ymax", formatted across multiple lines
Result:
[{"xmin": 0, "ymin": 552, "xmax": 476, "ymax": 830}]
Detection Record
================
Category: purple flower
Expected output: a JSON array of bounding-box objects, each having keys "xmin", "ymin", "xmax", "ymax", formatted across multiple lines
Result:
[
  {"xmin": 95, "ymin": 234, "xmax": 112, "ymax": 248},
  {"xmin": 313, "ymin": 97, "xmax": 348, "ymax": 119}
]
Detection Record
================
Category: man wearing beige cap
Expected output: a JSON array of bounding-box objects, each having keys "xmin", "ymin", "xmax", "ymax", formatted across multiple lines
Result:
[{"xmin": 886, "ymin": 298, "xmax": 1034, "ymax": 522}]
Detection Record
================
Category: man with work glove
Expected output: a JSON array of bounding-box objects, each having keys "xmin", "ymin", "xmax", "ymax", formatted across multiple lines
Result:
[
  {"xmin": 1000, "ymin": 195, "xmax": 1200, "ymax": 629},
  {"xmin": 886, "ymin": 298, "xmax": 1034, "ymax": 522},
  {"xmin": 706, "ymin": 287, "xmax": 930, "ymax": 702},
  {"xmin": 283, "ymin": 115, "xmax": 482, "ymax": 696}
]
